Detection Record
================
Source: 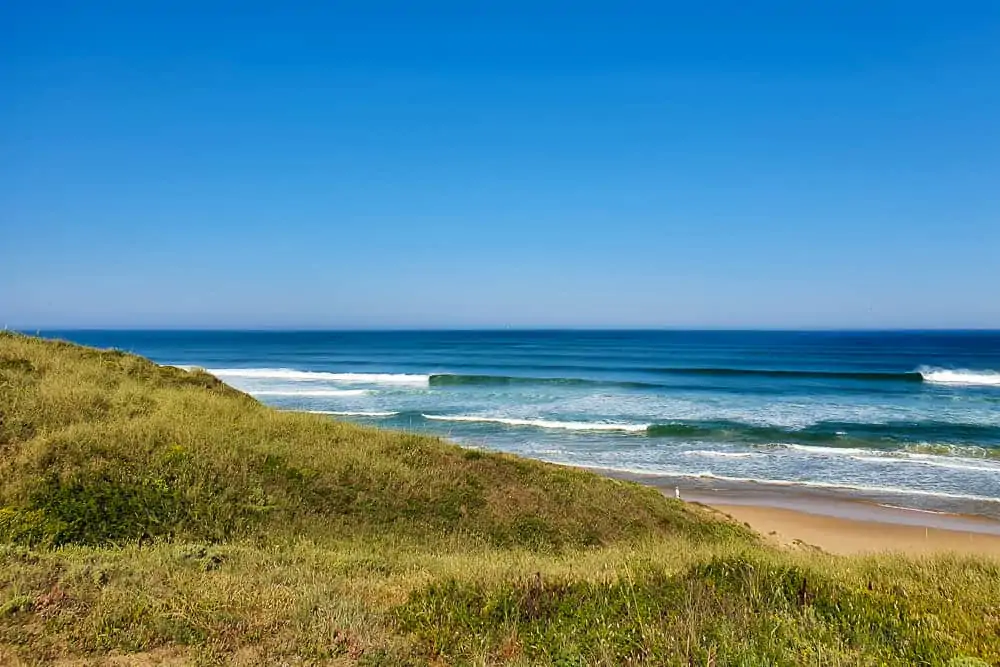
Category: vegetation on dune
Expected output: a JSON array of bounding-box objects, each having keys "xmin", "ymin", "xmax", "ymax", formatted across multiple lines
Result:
[
  {"xmin": 400, "ymin": 555, "xmax": 1000, "ymax": 666},
  {"xmin": 0, "ymin": 331, "xmax": 998, "ymax": 665},
  {"xmin": 0, "ymin": 331, "xmax": 739, "ymax": 550}
]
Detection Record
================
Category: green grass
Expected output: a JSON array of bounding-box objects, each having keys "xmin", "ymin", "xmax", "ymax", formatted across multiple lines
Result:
[
  {"xmin": 0, "ymin": 331, "xmax": 740, "ymax": 550},
  {"xmin": 0, "ymin": 331, "xmax": 997, "ymax": 665}
]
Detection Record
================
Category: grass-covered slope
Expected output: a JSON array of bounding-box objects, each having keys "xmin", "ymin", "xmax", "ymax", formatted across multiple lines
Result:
[
  {"xmin": 1, "ymin": 332, "xmax": 998, "ymax": 666},
  {"xmin": 0, "ymin": 331, "xmax": 742, "ymax": 549}
]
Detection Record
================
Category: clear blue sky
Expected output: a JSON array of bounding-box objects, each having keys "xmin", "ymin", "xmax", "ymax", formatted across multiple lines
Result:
[{"xmin": 3, "ymin": 2, "xmax": 999, "ymax": 329}]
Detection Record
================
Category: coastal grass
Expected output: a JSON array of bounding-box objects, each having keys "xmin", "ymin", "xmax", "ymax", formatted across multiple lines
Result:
[
  {"xmin": 0, "ymin": 331, "xmax": 738, "ymax": 550},
  {"xmin": 1, "ymin": 331, "xmax": 998, "ymax": 665}
]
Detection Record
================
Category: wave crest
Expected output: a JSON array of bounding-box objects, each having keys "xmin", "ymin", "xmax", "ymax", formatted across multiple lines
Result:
[
  {"xmin": 918, "ymin": 367, "xmax": 1000, "ymax": 386},
  {"xmin": 207, "ymin": 368, "xmax": 430, "ymax": 385},
  {"xmin": 206, "ymin": 366, "xmax": 1000, "ymax": 389},
  {"xmin": 255, "ymin": 389, "xmax": 369, "ymax": 397},
  {"xmin": 421, "ymin": 414, "xmax": 649, "ymax": 432},
  {"xmin": 305, "ymin": 410, "xmax": 399, "ymax": 417},
  {"xmin": 652, "ymin": 367, "xmax": 923, "ymax": 382}
]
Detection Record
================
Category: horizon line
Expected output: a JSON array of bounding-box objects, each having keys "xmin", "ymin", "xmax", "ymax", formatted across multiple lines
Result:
[{"xmin": 13, "ymin": 326, "xmax": 1000, "ymax": 334}]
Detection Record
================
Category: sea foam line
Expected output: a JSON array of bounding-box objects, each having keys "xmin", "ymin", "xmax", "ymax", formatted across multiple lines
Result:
[
  {"xmin": 206, "ymin": 368, "xmax": 430, "ymax": 385},
  {"xmin": 255, "ymin": 389, "xmax": 370, "ymax": 397},
  {"xmin": 774, "ymin": 443, "xmax": 1000, "ymax": 468},
  {"xmin": 305, "ymin": 410, "xmax": 399, "ymax": 417},
  {"xmin": 421, "ymin": 414, "xmax": 649, "ymax": 432},
  {"xmin": 766, "ymin": 443, "xmax": 872, "ymax": 456},
  {"xmin": 563, "ymin": 463, "xmax": 1000, "ymax": 504},
  {"xmin": 876, "ymin": 504, "xmax": 952, "ymax": 515},
  {"xmin": 848, "ymin": 455, "xmax": 1000, "ymax": 474},
  {"xmin": 678, "ymin": 472, "xmax": 1000, "ymax": 503},
  {"xmin": 683, "ymin": 450, "xmax": 763, "ymax": 459}
]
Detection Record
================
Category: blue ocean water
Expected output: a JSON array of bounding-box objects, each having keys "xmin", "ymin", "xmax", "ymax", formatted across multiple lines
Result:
[{"xmin": 43, "ymin": 330, "xmax": 1000, "ymax": 517}]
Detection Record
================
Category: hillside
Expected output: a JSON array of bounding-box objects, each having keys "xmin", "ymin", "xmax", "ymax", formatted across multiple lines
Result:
[
  {"xmin": 0, "ymin": 331, "xmax": 741, "ymax": 549},
  {"xmin": 1, "ymin": 332, "xmax": 998, "ymax": 666}
]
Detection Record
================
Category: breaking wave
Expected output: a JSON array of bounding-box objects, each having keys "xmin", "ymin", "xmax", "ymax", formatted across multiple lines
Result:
[
  {"xmin": 254, "ymin": 389, "xmax": 369, "ymax": 397},
  {"xmin": 918, "ymin": 367, "xmax": 1000, "ymax": 386},
  {"xmin": 206, "ymin": 368, "xmax": 430, "ymax": 385},
  {"xmin": 421, "ymin": 414, "xmax": 648, "ymax": 432},
  {"xmin": 304, "ymin": 410, "xmax": 399, "ymax": 417}
]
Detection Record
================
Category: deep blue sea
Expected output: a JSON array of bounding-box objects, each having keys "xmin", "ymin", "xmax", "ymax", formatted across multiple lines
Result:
[{"xmin": 42, "ymin": 330, "xmax": 1000, "ymax": 518}]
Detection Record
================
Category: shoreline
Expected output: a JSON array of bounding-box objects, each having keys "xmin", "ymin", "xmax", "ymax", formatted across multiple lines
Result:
[
  {"xmin": 299, "ymin": 410, "xmax": 1000, "ymax": 554},
  {"xmin": 597, "ymin": 468, "xmax": 1000, "ymax": 556},
  {"xmin": 703, "ymin": 504, "xmax": 1000, "ymax": 556}
]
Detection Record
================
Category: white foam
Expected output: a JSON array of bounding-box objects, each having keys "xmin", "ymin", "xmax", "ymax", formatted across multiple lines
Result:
[
  {"xmin": 678, "ymin": 472, "xmax": 1000, "ymax": 503},
  {"xmin": 683, "ymin": 450, "xmax": 763, "ymax": 459},
  {"xmin": 255, "ymin": 389, "xmax": 370, "ymax": 397},
  {"xmin": 849, "ymin": 455, "xmax": 1000, "ymax": 474},
  {"xmin": 305, "ymin": 410, "xmax": 398, "ymax": 417},
  {"xmin": 206, "ymin": 368, "xmax": 430, "ymax": 385},
  {"xmin": 902, "ymin": 443, "xmax": 995, "ymax": 458},
  {"xmin": 421, "ymin": 414, "xmax": 650, "ymax": 432},
  {"xmin": 564, "ymin": 463, "xmax": 1000, "ymax": 504},
  {"xmin": 771, "ymin": 443, "xmax": 872, "ymax": 456},
  {"xmin": 919, "ymin": 366, "xmax": 1000, "ymax": 386},
  {"xmin": 876, "ymin": 504, "xmax": 951, "ymax": 515},
  {"xmin": 764, "ymin": 443, "xmax": 1000, "ymax": 473}
]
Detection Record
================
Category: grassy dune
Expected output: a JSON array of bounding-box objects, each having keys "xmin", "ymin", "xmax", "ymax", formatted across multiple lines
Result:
[{"xmin": 0, "ymin": 331, "xmax": 997, "ymax": 665}]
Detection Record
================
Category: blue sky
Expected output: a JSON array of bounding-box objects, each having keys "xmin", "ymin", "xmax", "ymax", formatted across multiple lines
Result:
[{"xmin": 2, "ymin": 2, "xmax": 999, "ymax": 329}]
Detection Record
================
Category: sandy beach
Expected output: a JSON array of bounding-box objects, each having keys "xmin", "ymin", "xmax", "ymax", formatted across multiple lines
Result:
[
  {"xmin": 704, "ymin": 503, "xmax": 1000, "ymax": 556},
  {"xmin": 602, "ymin": 469, "xmax": 1000, "ymax": 557}
]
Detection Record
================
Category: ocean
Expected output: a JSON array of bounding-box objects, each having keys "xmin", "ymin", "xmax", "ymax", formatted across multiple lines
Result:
[{"xmin": 42, "ymin": 330, "xmax": 1000, "ymax": 518}]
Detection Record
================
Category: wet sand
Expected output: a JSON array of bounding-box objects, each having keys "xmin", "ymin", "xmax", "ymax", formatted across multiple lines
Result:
[{"xmin": 600, "ymin": 468, "xmax": 1000, "ymax": 557}]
